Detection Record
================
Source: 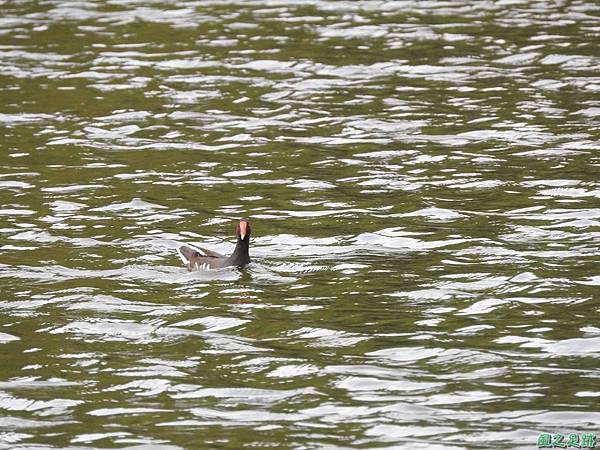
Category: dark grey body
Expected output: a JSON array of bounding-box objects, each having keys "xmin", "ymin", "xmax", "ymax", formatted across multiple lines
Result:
[
  {"xmin": 177, "ymin": 221, "xmax": 252, "ymax": 271},
  {"xmin": 178, "ymin": 242, "xmax": 250, "ymax": 271}
]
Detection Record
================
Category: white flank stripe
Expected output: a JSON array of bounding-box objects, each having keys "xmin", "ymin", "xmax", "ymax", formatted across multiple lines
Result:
[
  {"xmin": 187, "ymin": 244, "xmax": 207, "ymax": 256},
  {"xmin": 177, "ymin": 244, "xmax": 207, "ymax": 265},
  {"xmin": 176, "ymin": 247, "xmax": 188, "ymax": 264}
]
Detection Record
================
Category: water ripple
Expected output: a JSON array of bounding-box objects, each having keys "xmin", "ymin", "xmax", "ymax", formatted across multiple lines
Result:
[{"xmin": 0, "ymin": 0, "xmax": 599, "ymax": 448}]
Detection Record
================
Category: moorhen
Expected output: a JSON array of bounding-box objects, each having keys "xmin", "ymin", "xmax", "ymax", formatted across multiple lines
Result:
[{"xmin": 177, "ymin": 219, "xmax": 251, "ymax": 271}]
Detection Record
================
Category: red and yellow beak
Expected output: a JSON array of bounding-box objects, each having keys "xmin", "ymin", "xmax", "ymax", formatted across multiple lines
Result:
[{"xmin": 239, "ymin": 220, "xmax": 248, "ymax": 240}]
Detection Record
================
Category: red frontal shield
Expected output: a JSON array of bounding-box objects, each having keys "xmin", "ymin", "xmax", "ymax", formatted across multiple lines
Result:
[{"xmin": 239, "ymin": 221, "xmax": 248, "ymax": 239}]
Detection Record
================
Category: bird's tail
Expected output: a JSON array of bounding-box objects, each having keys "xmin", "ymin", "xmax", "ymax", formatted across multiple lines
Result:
[{"xmin": 177, "ymin": 245, "xmax": 196, "ymax": 264}]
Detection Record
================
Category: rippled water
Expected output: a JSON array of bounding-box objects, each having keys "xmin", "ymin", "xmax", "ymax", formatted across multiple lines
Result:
[{"xmin": 1, "ymin": 1, "xmax": 599, "ymax": 449}]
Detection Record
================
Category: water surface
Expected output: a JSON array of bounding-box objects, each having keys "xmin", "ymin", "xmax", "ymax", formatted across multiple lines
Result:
[{"xmin": 1, "ymin": 1, "xmax": 599, "ymax": 449}]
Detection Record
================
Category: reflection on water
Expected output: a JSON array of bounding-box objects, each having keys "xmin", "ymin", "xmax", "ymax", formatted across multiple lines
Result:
[{"xmin": 1, "ymin": 0, "xmax": 599, "ymax": 448}]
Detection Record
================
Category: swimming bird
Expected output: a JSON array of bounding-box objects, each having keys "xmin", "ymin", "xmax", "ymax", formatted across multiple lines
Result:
[{"xmin": 177, "ymin": 219, "xmax": 251, "ymax": 271}]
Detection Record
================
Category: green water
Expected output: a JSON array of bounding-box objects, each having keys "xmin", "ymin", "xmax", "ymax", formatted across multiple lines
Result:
[{"xmin": 1, "ymin": 1, "xmax": 599, "ymax": 449}]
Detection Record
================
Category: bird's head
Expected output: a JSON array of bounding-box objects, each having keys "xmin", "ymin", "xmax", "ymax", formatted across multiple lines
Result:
[{"xmin": 236, "ymin": 219, "xmax": 251, "ymax": 242}]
